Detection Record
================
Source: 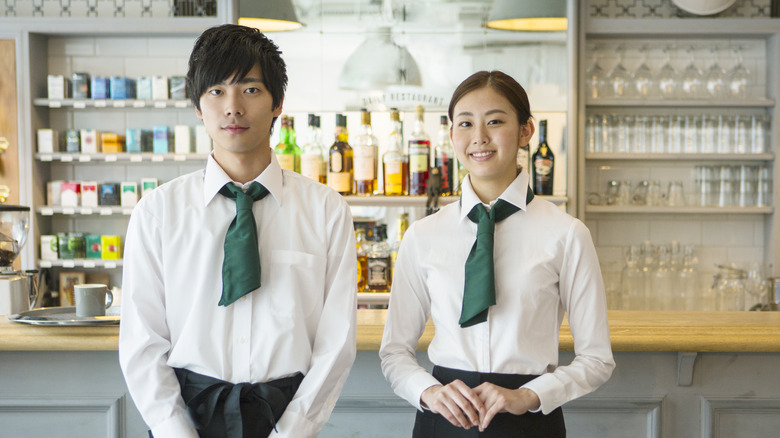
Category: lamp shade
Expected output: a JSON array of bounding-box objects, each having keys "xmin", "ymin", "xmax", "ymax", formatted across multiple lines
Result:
[
  {"xmin": 238, "ymin": 0, "xmax": 303, "ymax": 32},
  {"xmin": 487, "ymin": 0, "xmax": 567, "ymax": 31},
  {"xmin": 339, "ymin": 28, "xmax": 422, "ymax": 90}
]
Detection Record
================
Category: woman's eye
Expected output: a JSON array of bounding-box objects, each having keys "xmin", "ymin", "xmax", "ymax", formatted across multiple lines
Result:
[
  {"xmin": 458, "ymin": 121, "xmax": 472, "ymax": 127},
  {"xmin": 488, "ymin": 119, "xmax": 503, "ymax": 125}
]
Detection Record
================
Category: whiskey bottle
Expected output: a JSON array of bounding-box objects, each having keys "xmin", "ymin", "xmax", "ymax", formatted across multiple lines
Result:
[
  {"xmin": 301, "ymin": 113, "xmax": 326, "ymax": 183},
  {"xmin": 408, "ymin": 105, "xmax": 430, "ymax": 195},
  {"xmin": 434, "ymin": 115, "xmax": 454, "ymax": 196},
  {"xmin": 353, "ymin": 109, "xmax": 379, "ymax": 195},
  {"xmin": 532, "ymin": 119, "xmax": 554, "ymax": 195},
  {"xmin": 367, "ymin": 224, "xmax": 391, "ymax": 292},
  {"xmin": 274, "ymin": 115, "xmax": 296, "ymax": 172},
  {"xmin": 382, "ymin": 108, "xmax": 408, "ymax": 196},
  {"xmin": 328, "ymin": 114, "xmax": 353, "ymax": 195}
]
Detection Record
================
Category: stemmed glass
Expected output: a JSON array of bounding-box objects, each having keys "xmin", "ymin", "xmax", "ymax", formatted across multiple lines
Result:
[
  {"xmin": 607, "ymin": 45, "xmax": 631, "ymax": 98},
  {"xmin": 727, "ymin": 45, "xmax": 749, "ymax": 99},
  {"xmin": 585, "ymin": 44, "xmax": 607, "ymax": 99},
  {"xmin": 632, "ymin": 45, "xmax": 654, "ymax": 98},
  {"xmin": 704, "ymin": 46, "xmax": 727, "ymax": 99},
  {"xmin": 656, "ymin": 45, "xmax": 678, "ymax": 99},
  {"xmin": 680, "ymin": 45, "xmax": 704, "ymax": 99}
]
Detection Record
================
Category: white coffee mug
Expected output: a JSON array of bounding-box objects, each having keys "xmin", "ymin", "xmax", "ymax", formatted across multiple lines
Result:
[{"xmin": 74, "ymin": 284, "xmax": 113, "ymax": 317}]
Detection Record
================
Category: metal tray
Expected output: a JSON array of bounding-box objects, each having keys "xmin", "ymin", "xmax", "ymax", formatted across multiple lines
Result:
[{"xmin": 9, "ymin": 306, "xmax": 120, "ymax": 326}]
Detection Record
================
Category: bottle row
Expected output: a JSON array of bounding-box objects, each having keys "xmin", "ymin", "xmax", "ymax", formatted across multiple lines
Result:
[
  {"xmin": 40, "ymin": 233, "xmax": 122, "ymax": 261},
  {"xmin": 47, "ymin": 73, "xmax": 187, "ymax": 101},
  {"xmin": 585, "ymin": 113, "xmax": 769, "ymax": 155},
  {"xmin": 37, "ymin": 125, "xmax": 212, "ymax": 155},
  {"xmin": 273, "ymin": 108, "xmax": 556, "ymax": 197}
]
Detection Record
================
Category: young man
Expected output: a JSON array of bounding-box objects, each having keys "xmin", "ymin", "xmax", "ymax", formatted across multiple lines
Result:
[{"xmin": 119, "ymin": 25, "xmax": 357, "ymax": 438}]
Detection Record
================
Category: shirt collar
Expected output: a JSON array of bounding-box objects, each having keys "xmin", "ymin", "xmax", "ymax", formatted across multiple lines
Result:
[
  {"xmin": 459, "ymin": 170, "xmax": 532, "ymax": 221},
  {"xmin": 203, "ymin": 153, "xmax": 284, "ymax": 207}
]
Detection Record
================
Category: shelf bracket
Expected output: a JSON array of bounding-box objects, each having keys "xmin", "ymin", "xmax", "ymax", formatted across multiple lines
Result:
[{"xmin": 676, "ymin": 351, "xmax": 698, "ymax": 387}]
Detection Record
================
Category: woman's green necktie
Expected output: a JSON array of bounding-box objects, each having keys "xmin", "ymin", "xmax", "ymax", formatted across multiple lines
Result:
[{"xmin": 218, "ymin": 182, "xmax": 269, "ymax": 307}]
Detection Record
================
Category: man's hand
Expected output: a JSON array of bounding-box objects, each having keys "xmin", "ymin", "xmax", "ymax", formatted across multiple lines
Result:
[
  {"xmin": 473, "ymin": 384, "xmax": 541, "ymax": 432},
  {"xmin": 420, "ymin": 381, "xmax": 486, "ymax": 429}
]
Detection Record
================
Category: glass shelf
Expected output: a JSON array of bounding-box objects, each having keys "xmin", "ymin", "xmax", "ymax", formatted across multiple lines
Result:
[
  {"xmin": 586, "ymin": 205, "xmax": 773, "ymax": 214},
  {"xmin": 585, "ymin": 98, "xmax": 774, "ymax": 107},
  {"xmin": 585, "ymin": 153, "xmax": 774, "ymax": 161}
]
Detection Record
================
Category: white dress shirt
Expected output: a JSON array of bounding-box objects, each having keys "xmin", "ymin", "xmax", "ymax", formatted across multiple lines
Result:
[
  {"xmin": 119, "ymin": 154, "xmax": 357, "ymax": 437},
  {"xmin": 379, "ymin": 170, "xmax": 615, "ymax": 415}
]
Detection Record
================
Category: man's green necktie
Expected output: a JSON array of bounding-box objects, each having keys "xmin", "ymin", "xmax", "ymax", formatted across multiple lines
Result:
[
  {"xmin": 459, "ymin": 187, "xmax": 534, "ymax": 328},
  {"xmin": 218, "ymin": 182, "xmax": 269, "ymax": 307}
]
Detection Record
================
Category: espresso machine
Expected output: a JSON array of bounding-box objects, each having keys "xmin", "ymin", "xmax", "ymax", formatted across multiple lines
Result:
[{"xmin": 0, "ymin": 205, "xmax": 37, "ymax": 316}]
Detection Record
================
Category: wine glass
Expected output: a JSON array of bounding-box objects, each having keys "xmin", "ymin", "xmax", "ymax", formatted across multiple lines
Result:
[
  {"xmin": 680, "ymin": 46, "xmax": 704, "ymax": 99},
  {"xmin": 632, "ymin": 45, "xmax": 654, "ymax": 98},
  {"xmin": 585, "ymin": 44, "xmax": 607, "ymax": 99},
  {"xmin": 656, "ymin": 45, "xmax": 679, "ymax": 99},
  {"xmin": 727, "ymin": 45, "xmax": 749, "ymax": 99},
  {"xmin": 607, "ymin": 44, "xmax": 631, "ymax": 98},
  {"xmin": 704, "ymin": 46, "xmax": 727, "ymax": 99}
]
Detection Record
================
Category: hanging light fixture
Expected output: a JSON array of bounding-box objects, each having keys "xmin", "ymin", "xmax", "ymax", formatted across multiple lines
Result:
[
  {"xmin": 338, "ymin": 27, "xmax": 422, "ymax": 90},
  {"xmin": 238, "ymin": 0, "xmax": 303, "ymax": 32},
  {"xmin": 486, "ymin": 0, "xmax": 567, "ymax": 32}
]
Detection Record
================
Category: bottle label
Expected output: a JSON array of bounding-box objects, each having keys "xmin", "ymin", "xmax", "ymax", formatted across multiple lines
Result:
[
  {"xmin": 328, "ymin": 172, "xmax": 351, "ymax": 192},
  {"xmin": 534, "ymin": 158, "xmax": 553, "ymax": 176},
  {"xmin": 330, "ymin": 151, "xmax": 343, "ymax": 172},
  {"xmin": 277, "ymin": 153, "xmax": 296, "ymax": 171},
  {"xmin": 353, "ymin": 147, "xmax": 376, "ymax": 180},
  {"xmin": 367, "ymin": 256, "xmax": 390, "ymax": 287},
  {"xmin": 409, "ymin": 154, "xmax": 428, "ymax": 172},
  {"xmin": 301, "ymin": 154, "xmax": 323, "ymax": 181}
]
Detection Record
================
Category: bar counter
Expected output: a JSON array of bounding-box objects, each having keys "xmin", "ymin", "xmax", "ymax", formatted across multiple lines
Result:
[{"xmin": 2, "ymin": 310, "xmax": 779, "ymax": 352}]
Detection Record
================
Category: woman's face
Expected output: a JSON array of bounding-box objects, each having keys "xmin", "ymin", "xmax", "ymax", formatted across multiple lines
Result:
[{"xmin": 450, "ymin": 86, "xmax": 534, "ymax": 190}]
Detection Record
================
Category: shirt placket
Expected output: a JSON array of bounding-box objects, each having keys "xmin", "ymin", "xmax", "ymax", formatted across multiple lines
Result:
[
  {"xmin": 231, "ymin": 293, "xmax": 252, "ymax": 382},
  {"xmin": 480, "ymin": 319, "xmax": 491, "ymax": 371}
]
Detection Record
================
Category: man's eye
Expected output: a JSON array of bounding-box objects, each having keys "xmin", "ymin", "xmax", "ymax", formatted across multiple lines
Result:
[
  {"xmin": 245, "ymin": 87, "xmax": 259, "ymax": 94},
  {"xmin": 208, "ymin": 89, "xmax": 222, "ymax": 96}
]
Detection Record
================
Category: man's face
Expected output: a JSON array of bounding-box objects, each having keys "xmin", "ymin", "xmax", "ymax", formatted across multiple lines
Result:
[{"xmin": 195, "ymin": 64, "xmax": 282, "ymax": 158}]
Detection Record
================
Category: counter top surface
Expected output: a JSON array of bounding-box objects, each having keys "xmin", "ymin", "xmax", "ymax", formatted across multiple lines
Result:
[{"xmin": 2, "ymin": 310, "xmax": 779, "ymax": 352}]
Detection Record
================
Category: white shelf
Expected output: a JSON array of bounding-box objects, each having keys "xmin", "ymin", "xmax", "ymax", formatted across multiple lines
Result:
[
  {"xmin": 585, "ymin": 98, "xmax": 774, "ymax": 107},
  {"xmin": 38, "ymin": 259, "xmax": 123, "ymax": 269},
  {"xmin": 37, "ymin": 206, "xmax": 133, "ymax": 216},
  {"xmin": 34, "ymin": 98, "xmax": 192, "ymax": 109},
  {"xmin": 586, "ymin": 205, "xmax": 773, "ymax": 215},
  {"xmin": 35, "ymin": 152, "xmax": 209, "ymax": 163},
  {"xmin": 357, "ymin": 292, "xmax": 390, "ymax": 306},
  {"xmin": 585, "ymin": 153, "xmax": 774, "ymax": 161}
]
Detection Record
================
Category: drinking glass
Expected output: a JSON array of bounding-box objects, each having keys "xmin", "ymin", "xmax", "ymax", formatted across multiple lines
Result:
[
  {"xmin": 727, "ymin": 46, "xmax": 749, "ymax": 99},
  {"xmin": 677, "ymin": 245, "xmax": 700, "ymax": 310},
  {"xmin": 618, "ymin": 180, "xmax": 632, "ymax": 205},
  {"xmin": 701, "ymin": 115, "xmax": 718, "ymax": 153},
  {"xmin": 585, "ymin": 44, "xmax": 607, "ymax": 99},
  {"xmin": 632, "ymin": 45, "xmax": 654, "ymax": 98},
  {"xmin": 718, "ymin": 165, "xmax": 736, "ymax": 207},
  {"xmin": 667, "ymin": 181, "xmax": 685, "ymax": 207},
  {"xmin": 738, "ymin": 165, "xmax": 757, "ymax": 207},
  {"xmin": 704, "ymin": 46, "xmax": 727, "ymax": 99},
  {"xmin": 633, "ymin": 115, "xmax": 650, "ymax": 153},
  {"xmin": 734, "ymin": 114, "xmax": 751, "ymax": 154},
  {"xmin": 751, "ymin": 114, "xmax": 767, "ymax": 154},
  {"xmin": 745, "ymin": 261, "xmax": 768, "ymax": 310},
  {"xmin": 647, "ymin": 180, "xmax": 664, "ymax": 206},
  {"xmin": 667, "ymin": 115, "xmax": 684, "ymax": 154},
  {"xmin": 656, "ymin": 45, "xmax": 679, "ymax": 99},
  {"xmin": 606, "ymin": 180, "xmax": 620, "ymax": 205},
  {"xmin": 650, "ymin": 245, "xmax": 674, "ymax": 310},
  {"xmin": 585, "ymin": 114, "xmax": 598, "ymax": 153},
  {"xmin": 757, "ymin": 166, "xmax": 772, "ymax": 207},
  {"xmin": 717, "ymin": 114, "xmax": 734, "ymax": 154},
  {"xmin": 650, "ymin": 116, "xmax": 666, "ymax": 153},
  {"xmin": 680, "ymin": 46, "xmax": 704, "ymax": 99},
  {"xmin": 607, "ymin": 45, "xmax": 631, "ymax": 98},
  {"xmin": 683, "ymin": 115, "xmax": 700, "ymax": 153},
  {"xmin": 621, "ymin": 245, "xmax": 646, "ymax": 310}
]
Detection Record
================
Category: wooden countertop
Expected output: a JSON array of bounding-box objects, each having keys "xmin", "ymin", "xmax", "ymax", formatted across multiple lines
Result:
[{"xmin": 2, "ymin": 310, "xmax": 780, "ymax": 352}]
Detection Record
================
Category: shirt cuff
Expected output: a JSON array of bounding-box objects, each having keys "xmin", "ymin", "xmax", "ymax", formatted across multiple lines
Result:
[
  {"xmin": 521, "ymin": 374, "xmax": 563, "ymax": 415},
  {"xmin": 272, "ymin": 409, "xmax": 320, "ymax": 438},
  {"xmin": 149, "ymin": 412, "xmax": 198, "ymax": 438},
  {"xmin": 407, "ymin": 371, "xmax": 443, "ymax": 412}
]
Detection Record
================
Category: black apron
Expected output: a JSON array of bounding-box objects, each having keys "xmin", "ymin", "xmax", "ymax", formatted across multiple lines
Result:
[
  {"xmin": 149, "ymin": 368, "xmax": 304, "ymax": 438},
  {"xmin": 412, "ymin": 365, "xmax": 566, "ymax": 438}
]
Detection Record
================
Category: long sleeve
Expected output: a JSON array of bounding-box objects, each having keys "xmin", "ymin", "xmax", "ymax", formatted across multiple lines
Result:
[
  {"xmin": 118, "ymin": 198, "xmax": 199, "ymax": 437},
  {"xmin": 273, "ymin": 198, "xmax": 358, "ymax": 437}
]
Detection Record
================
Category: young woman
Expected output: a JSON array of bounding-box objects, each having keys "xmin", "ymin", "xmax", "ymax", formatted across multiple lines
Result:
[{"xmin": 379, "ymin": 71, "xmax": 615, "ymax": 437}]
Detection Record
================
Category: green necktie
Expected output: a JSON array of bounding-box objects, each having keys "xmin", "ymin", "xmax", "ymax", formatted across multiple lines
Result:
[
  {"xmin": 218, "ymin": 182, "xmax": 269, "ymax": 307},
  {"xmin": 460, "ymin": 187, "xmax": 534, "ymax": 328}
]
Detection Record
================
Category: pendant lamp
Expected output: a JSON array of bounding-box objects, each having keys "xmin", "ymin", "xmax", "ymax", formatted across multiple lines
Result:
[
  {"xmin": 338, "ymin": 27, "xmax": 422, "ymax": 90},
  {"xmin": 238, "ymin": 0, "xmax": 303, "ymax": 32},
  {"xmin": 486, "ymin": 0, "xmax": 567, "ymax": 31}
]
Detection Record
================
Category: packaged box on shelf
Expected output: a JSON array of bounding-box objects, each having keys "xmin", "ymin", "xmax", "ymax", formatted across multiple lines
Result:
[
  {"xmin": 153, "ymin": 126, "xmax": 170, "ymax": 153},
  {"xmin": 40, "ymin": 235, "xmax": 59, "ymax": 261},
  {"xmin": 91, "ymin": 76, "xmax": 110, "ymax": 99},
  {"xmin": 141, "ymin": 178, "xmax": 158, "ymax": 197},
  {"xmin": 37, "ymin": 129, "xmax": 59, "ymax": 153},
  {"xmin": 195, "ymin": 125, "xmax": 212, "ymax": 153},
  {"xmin": 126, "ymin": 129, "xmax": 153, "ymax": 153},
  {"xmin": 47, "ymin": 181, "xmax": 63, "ymax": 206},
  {"xmin": 169, "ymin": 76, "xmax": 187, "ymax": 100},
  {"xmin": 136, "ymin": 77, "xmax": 153, "ymax": 100},
  {"xmin": 72, "ymin": 72, "xmax": 90, "ymax": 99},
  {"xmin": 101, "ymin": 132, "xmax": 125, "ymax": 153},
  {"xmin": 174, "ymin": 125, "xmax": 193, "ymax": 154},
  {"xmin": 110, "ymin": 76, "xmax": 136, "ymax": 99},
  {"xmin": 98, "ymin": 183, "xmax": 120, "ymax": 206},
  {"xmin": 153, "ymin": 76, "xmax": 169, "ymax": 100},
  {"xmin": 121, "ymin": 182, "xmax": 139, "ymax": 207},
  {"xmin": 80, "ymin": 129, "xmax": 102, "ymax": 153},
  {"xmin": 56, "ymin": 232, "xmax": 73, "ymax": 259},
  {"xmin": 47, "ymin": 75, "xmax": 70, "ymax": 100},
  {"xmin": 85, "ymin": 234, "xmax": 102, "ymax": 259},
  {"xmin": 81, "ymin": 181, "xmax": 99, "ymax": 207},
  {"xmin": 65, "ymin": 129, "xmax": 80, "ymax": 153},
  {"xmin": 101, "ymin": 235, "xmax": 122, "ymax": 259},
  {"xmin": 58, "ymin": 232, "xmax": 86, "ymax": 260},
  {"xmin": 60, "ymin": 182, "xmax": 81, "ymax": 207}
]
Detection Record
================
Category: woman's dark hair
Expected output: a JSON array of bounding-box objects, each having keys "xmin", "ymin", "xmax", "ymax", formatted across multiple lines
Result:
[
  {"xmin": 447, "ymin": 71, "xmax": 531, "ymax": 126},
  {"xmin": 186, "ymin": 24, "xmax": 287, "ymax": 116}
]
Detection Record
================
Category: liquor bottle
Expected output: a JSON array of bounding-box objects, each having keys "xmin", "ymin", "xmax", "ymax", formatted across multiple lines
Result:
[
  {"xmin": 301, "ymin": 113, "xmax": 326, "ymax": 183},
  {"xmin": 434, "ymin": 115, "xmax": 454, "ymax": 196},
  {"xmin": 353, "ymin": 108, "xmax": 379, "ymax": 195},
  {"xmin": 356, "ymin": 227, "xmax": 368, "ymax": 292},
  {"xmin": 316, "ymin": 116, "xmax": 328, "ymax": 182},
  {"xmin": 383, "ymin": 108, "xmax": 408, "ymax": 196},
  {"xmin": 532, "ymin": 119, "xmax": 554, "ymax": 195},
  {"xmin": 517, "ymin": 141, "xmax": 530, "ymax": 174},
  {"xmin": 390, "ymin": 212, "xmax": 408, "ymax": 279},
  {"xmin": 274, "ymin": 115, "xmax": 296, "ymax": 172},
  {"xmin": 328, "ymin": 114, "xmax": 353, "ymax": 195},
  {"xmin": 288, "ymin": 116, "xmax": 302, "ymax": 173},
  {"xmin": 408, "ymin": 105, "xmax": 430, "ymax": 195},
  {"xmin": 367, "ymin": 224, "xmax": 391, "ymax": 292}
]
